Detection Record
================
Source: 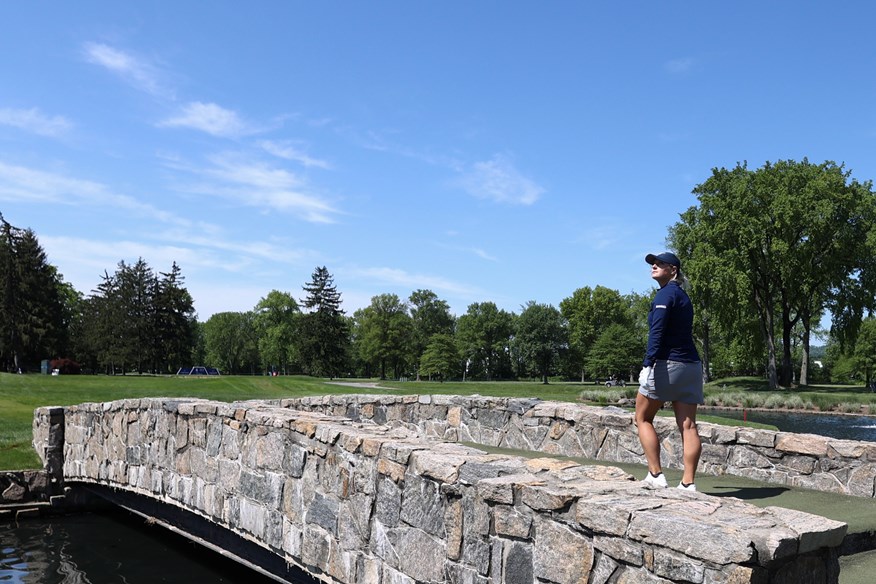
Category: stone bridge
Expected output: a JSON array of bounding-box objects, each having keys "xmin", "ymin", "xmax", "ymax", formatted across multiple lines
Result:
[{"xmin": 31, "ymin": 394, "xmax": 850, "ymax": 584}]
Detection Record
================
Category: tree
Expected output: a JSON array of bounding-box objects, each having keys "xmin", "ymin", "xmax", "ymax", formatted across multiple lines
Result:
[
  {"xmin": 560, "ymin": 286, "xmax": 631, "ymax": 381},
  {"xmin": 853, "ymin": 318, "xmax": 876, "ymax": 388},
  {"xmin": 585, "ymin": 323, "xmax": 643, "ymax": 382},
  {"xmin": 668, "ymin": 208, "xmax": 763, "ymax": 382},
  {"xmin": 298, "ymin": 267, "xmax": 350, "ymax": 378},
  {"xmin": 79, "ymin": 259, "xmax": 196, "ymax": 374},
  {"xmin": 108, "ymin": 259, "xmax": 157, "ymax": 373},
  {"xmin": 152, "ymin": 262, "xmax": 196, "ymax": 373},
  {"xmin": 683, "ymin": 159, "xmax": 876, "ymax": 388},
  {"xmin": 0, "ymin": 217, "xmax": 66, "ymax": 371},
  {"xmin": 354, "ymin": 294, "xmax": 412, "ymax": 379},
  {"xmin": 203, "ymin": 311, "xmax": 259, "ymax": 374},
  {"xmin": 514, "ymin": 301, "xmax": 567, "ymax": 384},
  {"xmin": 419, "ymin": 334, "xmax": 461, "ymax": 381},
  {"xmin": 254, "ymin": 290, "xmax": 300, "ymax": 375},
  {"xmin": 408, "ymin": 289, "xmax": 455, "ymax": 380},
  {"xmin": 456, "ymin": 302, "xmax": 514, "ymax": 381}
]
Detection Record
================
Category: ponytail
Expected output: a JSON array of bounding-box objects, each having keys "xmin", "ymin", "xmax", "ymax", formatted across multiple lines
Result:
[{"xmin": 674, "ymin": 268, "xmax": 691, "ymax": 292}]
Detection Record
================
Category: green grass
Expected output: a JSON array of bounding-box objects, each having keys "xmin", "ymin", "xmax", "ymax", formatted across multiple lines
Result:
[
  {"xmin": 0, "ymin": 373, "xmax": 360, "ymax": 470},
  {"xmin": 3, "ymin": 373, "xmax": 861, "ymax": 471}
]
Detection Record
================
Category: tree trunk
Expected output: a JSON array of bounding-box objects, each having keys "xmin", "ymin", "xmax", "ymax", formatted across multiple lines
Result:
[
  {"xmin": 700, "ymin": 320, "xmax": 712, "ymax": 383},
  {"xmin": 780, "ymin": 304, "xmax": 795, "ymax": 387},
  {"xmin": 754, "ymin": 287, "xmax": 779, "ymax": 389},
  {"xmin": 800, "ymin": 313, "xmax": 811, "ymax": 386}
]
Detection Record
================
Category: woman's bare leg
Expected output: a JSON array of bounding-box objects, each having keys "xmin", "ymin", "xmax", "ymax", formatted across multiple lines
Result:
[
  {"xmin": 635, "ymin": 392, "xmax": 665, "ymax": 475},
  {"xmin": 673, "ymin": 401, "xmax": 701, "ymax": 485}
]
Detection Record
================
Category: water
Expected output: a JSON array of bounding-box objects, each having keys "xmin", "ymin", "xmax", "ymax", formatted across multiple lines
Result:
[
  {"xmin": 0, "ymin": 511, "xmax": 311, "ymax": 584},
  {"xmin": 707, "ymin": 407, "xmax": 876, "ymax": 442}
]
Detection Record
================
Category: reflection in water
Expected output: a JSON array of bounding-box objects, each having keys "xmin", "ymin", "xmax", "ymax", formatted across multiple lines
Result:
[
  {"xmin": 1, "ymin": 511, "xmax": 300, "ymax": 584},
  {"xmin": 708, "ymin": 407, "xmax": 876, "ymax": 442}
]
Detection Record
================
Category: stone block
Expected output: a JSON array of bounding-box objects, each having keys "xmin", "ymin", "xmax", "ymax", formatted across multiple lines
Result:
[
  {"xmin": 476, "ymin": 474, "xmax": 542, "ymax": 505},
  {"xmin": 410, "ymin": 450, "xmax": 466, "ymax": 483},
  {"xmin": 502, "ymin": 540, "xmax": 534, "ymax": 584},
  {"xmin": 376, "ymin": 475, "xmax": 402, "ymax": 526},
  {"xmin": 589, "ymin": 552, "xmax": 620, "ymax": 584},
  {"xmin": 400, "ymin": 474, "xmax": 445, "ymax": 536},
  {"xmin": 651, "ymin": 547, "xmax": 704, "ymax": 583},
  {"xmin": 445, "ymin": 498, "xmax": 464, "ymax": 560},
  {"xmin": 594, "ymin": 534, "xmax": 643, "ymax": 566},
  {"xmin": 2, "ymin": 480, "xmax": 26, "ymax": 502},
  {"xmin": 533, "ymin": 518, "xmax": 593, "ymax": 584},
  {"xmin": 520, "ymin": 482, "xmax": 577, "ymax": 511},
  {"xmin": 788, "ymin": 473, "xmax": 846, "ymax": 494},
  {"xmin": 339, "ymin": 492, "xmax": 373, "ymax": 551},
  {"xmin": 302, "ymin": 524, "xmax": 333, "ymax": 572},
  {"xmin": 735, "ymin": 428, "xmax": 776, "ymax": 448},
  {"xmin": 392, "ymin": 527, "xmax": 446, "ymax": 583},
  {"xmin": 847, "ymin": 463, "xmax": 876, "ymax": 497},
  {"xmin": 256, "ymin": 431, "xmax": 287, "ymax": 470},
  {"xmin": 493, "ymin": 505, "xmax": 532, "ymax": 538},
  {"xmin": 765, "ymin": 506, "xmax": 847, "ymax": 553},
  {"xmin": 775, "ymin": 433, "xmax": 829, "ymax": 457},
  {"xmin": 728, "ymin": 445, "xmax": 774, "ymax": 469},
  {"xmin": 628, "ymin": 507, "xmax": 755, "ymax": 565}
]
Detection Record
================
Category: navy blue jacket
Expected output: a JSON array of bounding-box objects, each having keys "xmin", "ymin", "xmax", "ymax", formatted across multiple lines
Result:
[{"xmin": 643, "ymin": 280, "xmax": 700, "ymax": 367}]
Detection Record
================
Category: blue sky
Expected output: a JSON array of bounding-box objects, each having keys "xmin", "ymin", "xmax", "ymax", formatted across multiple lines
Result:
[{"xmin": 2, "ymin": 2, "xmax": 875, "ymax": 321}]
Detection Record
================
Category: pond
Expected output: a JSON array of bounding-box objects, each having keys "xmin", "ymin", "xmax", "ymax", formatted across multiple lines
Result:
[
  {"xmin": 707, "ymin": 407, "xmax": 876, "ymax": 442},
  {"xmin": 1, "ymin": 510, "xmax": 315, "ymax": 584}
]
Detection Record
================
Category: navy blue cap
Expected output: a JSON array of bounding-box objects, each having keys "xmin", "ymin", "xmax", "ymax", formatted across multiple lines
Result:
[{"xmin": 645, "ymin": 252, "xmax": 681, "ymax": 268}]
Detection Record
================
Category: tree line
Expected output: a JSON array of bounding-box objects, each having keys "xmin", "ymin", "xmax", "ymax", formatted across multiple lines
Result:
[
  {"xmin": 204, "ymin": 278, "xmax": 649, "ymax": 383},
  {"xmin": 2, "ymin": 159, "xmax": 876, "ymax": 385}
]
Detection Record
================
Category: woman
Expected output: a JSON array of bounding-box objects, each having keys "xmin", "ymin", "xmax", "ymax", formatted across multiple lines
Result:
[{"xmin": 636, "ymin": 251, "xmax": 703, "ymax": 491}]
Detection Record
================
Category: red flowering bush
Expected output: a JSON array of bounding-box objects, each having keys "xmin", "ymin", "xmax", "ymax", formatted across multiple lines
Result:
[{"xmin": 50, "ymin": 358, "xmax": 81, "ymax": 375}]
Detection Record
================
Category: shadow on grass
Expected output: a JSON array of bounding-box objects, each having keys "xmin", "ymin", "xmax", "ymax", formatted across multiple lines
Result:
[
  {"xmin": 708, "ymin": 376, "xmax": 869, "ymax": 394},
  {"xmin": 709, "ymin": 485, "xmax": 790, "ymax": 501}
]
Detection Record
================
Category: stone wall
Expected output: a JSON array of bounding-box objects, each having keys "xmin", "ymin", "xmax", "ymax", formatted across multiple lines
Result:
[
  {"xmin": 0, "ymin": 406, "xmax": 65, "ymax": 512},
  {"xmin": 276, "ymin": 394, "xmax": 876, "ymax": 499},
  {"xmin": 33, "ymin": 396, "xmax": 847, "ymax": 584},
  {"xmin": 0, "ymin": 470, "xmax": 50, "ymax": 504}
]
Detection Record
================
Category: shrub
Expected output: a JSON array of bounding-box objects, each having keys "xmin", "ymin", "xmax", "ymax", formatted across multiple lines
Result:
[
  {"xmin": 763, "ymin": 395, "xmax": 785, "ymax": 409},
  {"xmin": 50, "ymin": 358, "xmax": 81, "ymax": 375},
  {"xmin": 741, "ymin": 394, "xmax": 765, "ymax": 408}
]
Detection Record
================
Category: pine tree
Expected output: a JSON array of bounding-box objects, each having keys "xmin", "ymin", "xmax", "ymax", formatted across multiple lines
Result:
[
  {"xmin": 299, "ymin": 266, "xmax": 350, "ymax": 379},
  {"xmin": 0, "ymin": 216, "xmax": 65, "ymax": 371},
  {"xmin": 153, "ymin": 262, "xmax": 196, "ymax": 373}
]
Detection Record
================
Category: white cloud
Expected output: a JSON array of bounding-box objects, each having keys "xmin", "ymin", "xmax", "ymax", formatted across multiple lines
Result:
[
  {"xmin": 38, "ymin": 235, "xmax": 263, "ymax": 317},
  {"xmin": 458, "ymin": 154, "xmax": 544, "ymax": 205},
  {"xmin": 259, "ymin": 140, "xmax": 331, "ymax": 169},
  {"xmin": 664, "ymin": 57, "xmax": 695, "ymax": 74},
  {"xmin": 435, "ymin": 240, "xmax": 498, "ymax": 262},
  {"xmin": 350, "ymin": 266, "xmax": 483, "ymax": 297},
  {"xmin": 472, "ymin": 248, "xmax": 498, "ymax": 261},
  {"xmin": 0, "ymin": 107, "xmax": 72, "ymax": 137},
  {"xmin": 573, "ymin": 220, "xmax": 629, "ymax": 251},
  {"xmin": 0, "ymin": 162, "xmax": 193, "ymax": 227},
  {"xmin": 169, "ymin": 153, "xmax": 341, "ymax": 223},
  {"xmin": 160, "ymin": 102, "xmax": 251, "ymax": 137},
  {"xmin": 154, "ymin": 228, "xmax": 319, "ymax": 266},
  {"xmin": 83, "ymin": 42, "xmax": 171, "ymax": 98}
]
